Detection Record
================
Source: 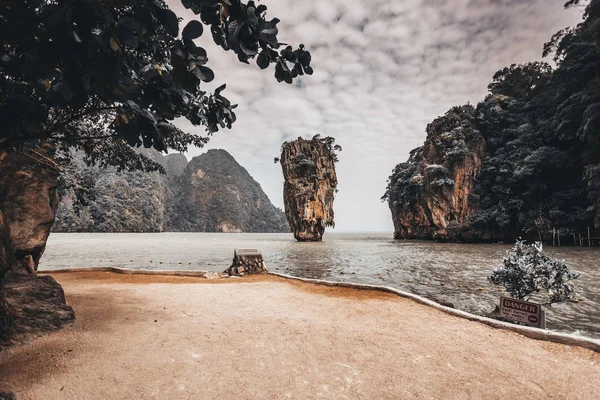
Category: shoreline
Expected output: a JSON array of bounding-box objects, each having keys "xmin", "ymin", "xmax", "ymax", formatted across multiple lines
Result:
[
  {"xmin": 1, "ymin": 270, "xmax": 599, "ymax": 399},
  {"xmin": 41, "ymin": 267, "xmax": 600, "ymax": 352}
]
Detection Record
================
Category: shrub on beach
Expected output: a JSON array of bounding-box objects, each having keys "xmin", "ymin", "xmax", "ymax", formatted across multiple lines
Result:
[{"xmin": 489, "ymin": 240, "xmax": 579, "ymax": 305}]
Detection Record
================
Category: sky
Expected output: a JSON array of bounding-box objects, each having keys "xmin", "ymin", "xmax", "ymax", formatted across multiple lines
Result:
[{"xmin": 167, "ymin": 0, "xmax": 585, "ymax": 232}]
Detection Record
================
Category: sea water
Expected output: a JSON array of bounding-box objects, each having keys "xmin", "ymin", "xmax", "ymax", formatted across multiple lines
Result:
[{"xmin": 39, "ymin": 232, "xmax": 600, "ymax": 339}]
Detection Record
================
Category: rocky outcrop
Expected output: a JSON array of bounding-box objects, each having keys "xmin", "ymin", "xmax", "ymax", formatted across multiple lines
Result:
[
  {"xmin": 279, "ymin": 136, "xmax": 339, "ymax": 241},
  {"xmin": 225, "ymin": 249, "xmax": 267, "ymax": 276},
  {"xmin": 53, "ymin": 149, "xmax": 288, "ymax": 233},
  {"xmin": 169, "ymin": 149, "xmax": 288, "ymax": 232},
  {"xmin": 22, "ymin": 145, "xmax": 288, "ymax": 234},
  {"xmin": 383, "ymin": 106, "xmax": 485, "ymax": 240},
  {"xmin": 0, "ymin": 150, "xmax": 74, "ymax": 344},
  {"xmin": 0, "ymin": 151, "xmax": 60, "ymax": 271},
  {"xmin": 0, "ymin": 210, "xmax": 15, "ymax": 280},
  {"xmin": 0, "ymin": 269, "xmax": 75, "ymax": 343}
]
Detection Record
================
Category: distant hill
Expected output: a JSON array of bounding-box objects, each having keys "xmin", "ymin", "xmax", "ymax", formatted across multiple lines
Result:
[{"xmin": 53, "ymin": 149, "xmax": 288, "ymax": 233}]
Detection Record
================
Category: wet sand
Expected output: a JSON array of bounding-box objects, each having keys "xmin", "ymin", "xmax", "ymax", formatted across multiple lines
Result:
[{"xmin": 1, "ymin": 271, "xmax": 599, "ymax": 399}]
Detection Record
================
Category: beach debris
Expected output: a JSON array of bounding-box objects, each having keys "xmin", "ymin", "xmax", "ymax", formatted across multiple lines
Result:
[
  {"xmin": 225, "ymin": 249, "xmax": 267, "ymax": 276},
  {"xmin": 203, "ymin": 271, "xmax": 221, "ymax": 279}
]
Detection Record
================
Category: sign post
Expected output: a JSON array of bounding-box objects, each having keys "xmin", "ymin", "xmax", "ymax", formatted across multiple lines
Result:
[{"xmin": 499, "ymin": 297, "xmax": 545, "ymax": 329}]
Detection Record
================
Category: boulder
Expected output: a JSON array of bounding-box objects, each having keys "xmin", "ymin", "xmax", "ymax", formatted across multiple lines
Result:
[
  {"xmin": 225, "ymin": 249, "xmax": 267, "ymax": 276},
  {"xmin": 0, "ymin": 151, "xmax": 61, "ymax": 271},
  {"xmin": 0, "ymin": 269, "xmax": 75, "ymax": 343}
]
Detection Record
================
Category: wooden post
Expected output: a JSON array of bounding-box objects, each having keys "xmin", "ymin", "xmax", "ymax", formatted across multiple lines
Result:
[{"xmin": 588, "ymin": 226, "xmax": 591, "ymax": 247}]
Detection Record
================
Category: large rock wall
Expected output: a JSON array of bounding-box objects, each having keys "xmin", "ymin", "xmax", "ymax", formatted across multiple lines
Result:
[
  {"xmin": 280, "ymin": 136, "xmax": 338, "ymax": 241},
  {"xmin": 0, "ymin": 210, "xmax": 15, "ymax": 280},
  {"xmin": 0, "ymin": 150, "xmax": 74, "ymax": 344},
  {"xmin": 168, "ymin": 149, "xmax": 288, "ymax": 232},
  {"xmin": 53, "ymin": 149, "xmax": 288, "ymax": 233},
  {"xmin": 0, "ymin": 151, "xmax": 60, "ymax": 271},
  {"xmin": 384, "ymin": 106, "xmax": 485, "ymax": 240}
]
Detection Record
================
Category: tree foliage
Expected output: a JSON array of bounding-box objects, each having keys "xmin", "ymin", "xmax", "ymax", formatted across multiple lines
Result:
[
  {"xmin": 0, "ymin": 0, "xmax": 312, "ymax": 171},
  {"xmin": 489, "ymin": 240, "xmax": 579, "ymax": 304},
  {"xmin": 384, "ymin": 0, "xmax": 600, "ymax": 242}
]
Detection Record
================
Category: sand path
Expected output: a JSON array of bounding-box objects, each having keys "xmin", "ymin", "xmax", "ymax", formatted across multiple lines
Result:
[{"xmin": 1, "ymin": 271, "xmax": 599, "ymax": 399}]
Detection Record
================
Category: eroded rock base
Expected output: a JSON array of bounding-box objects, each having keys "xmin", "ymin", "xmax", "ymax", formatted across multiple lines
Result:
[
  {"xmin": 294, "ymin": 225, "xmax": 325, "ymax": 242},
  {"xmin": 225, "ymin": 249, "xmax": 267, "ymax": 276},
  {"xmin": 0, "ymin": 270, "xmax": 74, "ymax": 344}
]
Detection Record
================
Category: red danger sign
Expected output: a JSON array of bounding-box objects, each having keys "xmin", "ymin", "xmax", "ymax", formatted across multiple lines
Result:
[{"xmin": 499, "ymin": 297, "xmax": 545, "ymax": 328}]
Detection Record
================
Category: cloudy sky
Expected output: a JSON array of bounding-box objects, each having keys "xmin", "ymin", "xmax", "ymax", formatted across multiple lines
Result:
[{"xmin": 168, "ymin": 0, "xmax": 584, "ymax": 232}]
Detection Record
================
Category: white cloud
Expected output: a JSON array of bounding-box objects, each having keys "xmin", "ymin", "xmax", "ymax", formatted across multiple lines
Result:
[{"xmin": 167, "ymin": 0, "xmax": 584, "ymax": 232}]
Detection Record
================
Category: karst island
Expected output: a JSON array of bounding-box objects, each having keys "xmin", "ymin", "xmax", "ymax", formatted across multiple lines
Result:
[{"xmin": 278, "ymin": 135, "xmax": 340, "ymax": 241}]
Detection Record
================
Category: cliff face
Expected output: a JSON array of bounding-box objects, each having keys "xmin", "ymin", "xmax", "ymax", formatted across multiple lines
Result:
[
  {"xmin": 0, "ymin": 151, "xmax": 60, "ymax": 271},
  {"xmin": 0, "ymin": 151, "xmax": 74, "ymax": 343},
  {"xmin": 384, "ymin": 106, "xmax": 485, "ymax": 241},
  {"xmin": 169, "ymin": 149, "xmax": 288, "ymax": 232},
  {"xmin": 53, "ymin": 149, "xmax": 287, "ymax": 233},
  {"xmin": 280, "ymin": 136, "xmax": 339, "ymax": 241},
  {"xmin": 0, "ymin": 210, "xmax": 15, "ymax": 280}
]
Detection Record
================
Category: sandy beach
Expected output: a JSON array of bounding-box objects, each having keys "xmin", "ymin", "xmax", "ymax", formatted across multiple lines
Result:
[{"xmin": 1, "ymin": 271, "xmax": 599, "ymax": 399}]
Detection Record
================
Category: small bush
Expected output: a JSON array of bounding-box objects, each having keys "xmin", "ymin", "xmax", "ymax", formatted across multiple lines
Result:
[{"xmin": 489, "ymin": 239, "xmax": 579, "ymax": 305}]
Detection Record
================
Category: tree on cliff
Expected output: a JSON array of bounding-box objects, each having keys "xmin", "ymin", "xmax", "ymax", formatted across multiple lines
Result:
[
  {"xmin": 383, "ymin": 0, "xmax": 600, "ymax": 243},
  {"xmin": 0, "ymin": 0, "xmax": 312, "ymax": 171}
]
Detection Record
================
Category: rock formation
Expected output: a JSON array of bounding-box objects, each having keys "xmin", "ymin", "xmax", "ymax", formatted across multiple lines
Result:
[
  {"xmin": 279, "ymin": 136, "xmax": 340, "ymax": 241},
  {"xmin": 383, "ymin": 106, "xmax": 485, "ymax": 241},
  {"xmin": 169, "ymin": 149, "xmax": 288, "ymax": 232},
  {"xmin": 0, "ymin": 210, "xmax": 15, "ymax": 280},
  {"xmin": 0, "ymin": 269, "xmax": 75, "ymax": 343},
  {"xmin": 53, "ymin": 149, "xmax": 288, "ymax": 233},
  {"xmin": 0, "ymin": 151, "xmax": 60, "ymax": 271},
  {"xmin": 0, "ymin": 150, "xmax": 74, "ymax": 343},
  {"xmin": 224, "ymin": 249, "xmax": 267, "ymax": 276}
]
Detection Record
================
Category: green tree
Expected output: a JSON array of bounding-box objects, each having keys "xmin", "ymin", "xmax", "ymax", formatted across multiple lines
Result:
[
  {"xmin": 489, "ymin": 240, "xmax": 579, "ymax": 305},
  {"xmin": 0, "ymin": 0, "xmax": 312, "ymax": 170}
]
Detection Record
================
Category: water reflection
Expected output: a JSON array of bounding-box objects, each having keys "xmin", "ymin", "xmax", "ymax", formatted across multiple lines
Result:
[{"xmin": 41, "ymin": 232, "xmax": 600, "ymax": 338}]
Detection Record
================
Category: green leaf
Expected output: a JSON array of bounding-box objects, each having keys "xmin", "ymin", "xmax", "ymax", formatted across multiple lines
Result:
[{"xmin": 182, "ymin": 20, "xmax": 204, "ymax": 39}]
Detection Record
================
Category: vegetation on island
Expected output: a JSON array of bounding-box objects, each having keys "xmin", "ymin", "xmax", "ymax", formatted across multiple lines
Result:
[{"xmin": 383, "ymin": 0, "xmax": 600, "ymax": 244}]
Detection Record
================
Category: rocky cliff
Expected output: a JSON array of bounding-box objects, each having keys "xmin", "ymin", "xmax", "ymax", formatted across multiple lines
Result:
[
  {"xmin": 169, "ymin": 149, "xmax": 288, "ymax": 232},
  {"xmin": 0, "ymin": 150, "xmax": 74, "ymax": 343},
  {"xmin": 383, "ymin": 106, "xmax": 485, "ymax": 240},
  {"xmin": 279, "ymin": 136, "xmax": 340, "ymax": 241},
  {"xmin": 384, "ymin": 4, "xmax": 600, "ymax": 245},
  {"xmin": 0, "ymin": 151, "xmax": 61, "ymax": 271},
  {"xmin": 53, "ymin": 149, "xmax": 288, "ymax": 233}
]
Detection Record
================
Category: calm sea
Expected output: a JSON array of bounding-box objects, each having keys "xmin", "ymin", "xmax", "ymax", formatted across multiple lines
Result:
[{"xmin": 40, "ymin": 232, "xmax": 600, "ymax": 339}]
